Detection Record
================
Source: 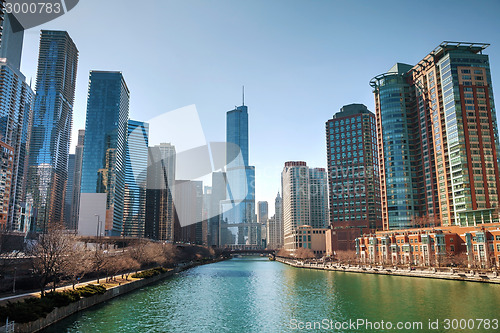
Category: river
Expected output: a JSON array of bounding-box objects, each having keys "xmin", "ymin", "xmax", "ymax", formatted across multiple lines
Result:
[{"xmin": 43, "ymin": 257, "xmax": 500, "ymax": 332}]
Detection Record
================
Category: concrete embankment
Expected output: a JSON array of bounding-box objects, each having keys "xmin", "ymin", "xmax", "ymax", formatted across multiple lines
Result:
[
  {"xmin": 277, "ymin": 258, "xmax": 500, "ymax": 284},
  {"xmin": 1, "ymin": 259, "xmax": 223, "ymax": 333}
]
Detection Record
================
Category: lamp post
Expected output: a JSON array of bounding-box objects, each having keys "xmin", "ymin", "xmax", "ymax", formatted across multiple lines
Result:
[{"xmin": 94, "ymin": 214, "xmax": 101, "ymax": 248}]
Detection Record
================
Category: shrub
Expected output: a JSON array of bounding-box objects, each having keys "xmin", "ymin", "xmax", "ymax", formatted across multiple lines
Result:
[
  {"xmin": 76, "ymin": 284, "xmax": 107, "ymax": 297},
  {"xmin": 0, "ymin": 285, "xmax": 106, "ymax": 323},
  {"xmin": 131, "ymin": 267, "xmax": 168, "ymax": 279}
]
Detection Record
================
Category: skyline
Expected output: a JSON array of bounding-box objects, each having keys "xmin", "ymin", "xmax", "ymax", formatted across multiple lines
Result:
[{"xmin": 16, "ymin": 0, "xmax": 500, "ymax": 215}]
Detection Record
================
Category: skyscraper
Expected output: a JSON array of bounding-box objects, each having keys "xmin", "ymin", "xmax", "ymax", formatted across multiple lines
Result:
[
  {"xmin": 266, "ymin": 192, "xmax": 283, "ymax": 249},
  {"xmin": 145, "ymin": 143, "xmax": 176, "ymax": 241},
  {"xmin": 0, "ymin": 13, "xmax": 24, "ymax": 70},
  {"xmin": 371, "ymin": 42, "xmax": 500, "ymax": 229},
  {"xmin": 69, "ymin": 129, "xmax": 84, "ymax": 230},
  {"xmin": 282, "ymin": 162, "xmax": 328, "ymax": 252},
  {"xmin": 123, "ymin": 120, "xmax": 149, "ymax": 238},
  {"xmin": 207, "ymin": 171, "xmax": 226, "ymax": 246},
  {"xmin": 0, "ymin": 58, "xmax": 34, "ymax": 231},
  {"xmin": 175, "ymin": 180, "xmax": 203, "ymax": 244},
  {"xmin": 0, "ymin": 10, "xmax": 34, "ymax": 231},
  {"xmin": 257, "ymin": 201, "xmax": 268, "ymax": 224},
  {"xmin": 25, "ymin": 30, "xmax": 78, "ymax": 232},
  {"xmin": 308, "ymin": 168, "xmax": 328, "ymax": 229},
  {"xmin": 326, "ymin": 104, "xmax": 382, "ymax": 250},
  {"xmin": 80, "ymin": 71, "xmax": 129, "ymax": 236},
  {"xmin": 220, "ymin": 102, "xmax": 258, "ymax": 248},
  {"xmin": 63, "ymin": 154, "xmax": 75, "ymax": 228}
]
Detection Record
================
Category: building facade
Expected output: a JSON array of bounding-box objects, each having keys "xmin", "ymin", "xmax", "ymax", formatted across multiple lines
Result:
[
  {"xmin": 175, "ymin": 180, "xmax": 203, "ymax": 244},
  {"xmin": 69, "ymin": 129, "xmax": 84, "ymax": 231},
  {"xmin": 80, "ymin": 71, "xmax": 129, "ymax": 236},
  {"xmin": 282, "ymin": 161, "xmax": 328, "ymax": 252},
  {"xmin": 123, "ymin": 120, "xmax": 149, "ymax": 238},
  {"xmin": 0, "ymin": 57, "xmax": 34, "ymax": 231},
  {"xmin": 63, "ymin": 154, "xmax": 75, "ymax": 228},
  {"xmin": 25, "ymin": 30, "xmax": 78, "ymax": 232},
  {"xmin": 356, "ymin": 224, "xmax": 500, "ymax": 268},
  {"xmin": 371, "ymin": 42, "xmax": 500, "ymax": 230},
  {"xmin": 326, "ymin": 104, "xmax": 382, "ymax": 250},
  {"xmin": 0, "ymin": 141, "xmax": 13, "ymax": 229},
  {"xmin": 267, "ymin": 193, "xmax": 284, "ymax": 249}
]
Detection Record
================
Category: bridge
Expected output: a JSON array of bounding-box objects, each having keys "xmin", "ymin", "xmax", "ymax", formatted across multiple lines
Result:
[{"xmin": 219, "ymin": 248, "xmax": 276, "ymax": 257}]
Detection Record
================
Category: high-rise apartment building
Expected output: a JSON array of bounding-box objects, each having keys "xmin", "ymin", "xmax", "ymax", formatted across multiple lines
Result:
[
  {"xmin": 80, "ymin": 71, "xmax": 129, "ymax": 236},
  {"xmin": 371, "ymin": 42, "xmax": 500, "ymax": 229},
  {"xmin": 145, "ymin": 143, "xmax": 176, "ymax": 241},
  {"xmin": 0, "ymin": 58, "xmax": 34, "ymax": 231},
  {"xmin": 25, "ymin": 30, "xmax": 78, "ymax": 232},
  {"xmin": 69, "ymin": 129, "xmax": 84, "ymax": 230},
  {"xmin": 282, "ymin": 161, "xmax": 328, "ymax": 252},
  {"xmin": 0, "ymin": 10, "xmax": 34, "ymax": 231},
  {"xmin": 220, "ymin": 103, "xmax": 258, "ymax": 248},
  {"xmin": 123, "ymin": 120, "xmax": 149, "ymax": 237},
  {"xmin": 326, "ymin": 104, "xmax": 382, "ymax": 250}
]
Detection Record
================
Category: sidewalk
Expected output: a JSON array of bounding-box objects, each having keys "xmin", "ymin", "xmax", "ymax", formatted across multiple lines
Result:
[{"xmin": 0, "ymin": 273, "xmax": 140, "ymax": 306}]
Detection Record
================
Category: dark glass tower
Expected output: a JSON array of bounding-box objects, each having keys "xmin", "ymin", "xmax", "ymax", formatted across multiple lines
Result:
[
  {"xmin": 123, "ymin": 119, "xmax": 149, "ymax": 237},
  {"xmin": 80, "ymin": 71, "xmax": 129, "ymax": 236},
  {"xmin": 25, "ymin": 30, "xmax": 78, "ymax": 232}
]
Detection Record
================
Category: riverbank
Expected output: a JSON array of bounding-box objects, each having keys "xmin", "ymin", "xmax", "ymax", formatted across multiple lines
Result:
[
  {"xmin": 277, "ymin": 257, "xmax": 500, "ymax": 284},
  {"xmin": 0, "ymin": 258, "xmax": 225, "ymax": 333}
]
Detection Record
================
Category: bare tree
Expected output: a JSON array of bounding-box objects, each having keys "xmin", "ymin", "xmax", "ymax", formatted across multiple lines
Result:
[
  {"xmin": 336, "ymin": 250, "xmax": 358, "ymax": 265},
  {"xmin": 411, "ymin": 215, "xmax": 440, "ymax": 228},
  {"xmin": 120, "ymin": 254, "xmax": 140, "ymax": 280},
  {"xmin": 295, "ymin": 248, "xmax": 316, "ymax": 259},
  {"xmin": 28, "ymin": 224, "xmax": 75, "ymax": 296},
  {"xmin": 91, "ymin": 247, "xmax": 107, "ymax": 284},
  {"xmin": 65, "ymin": 243, "xmax": 91, "ymax": 289}
]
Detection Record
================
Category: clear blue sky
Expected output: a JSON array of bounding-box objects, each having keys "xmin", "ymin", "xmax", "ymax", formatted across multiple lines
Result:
[{"xmin": 19, "ymin": 0, "xmax": 500, "ymax": 216}]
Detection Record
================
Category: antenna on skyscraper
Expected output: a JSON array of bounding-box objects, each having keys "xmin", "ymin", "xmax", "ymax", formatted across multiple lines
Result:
[{"xmin": 242, "ymin": 85, "xmax": 245, "ymax": 106}]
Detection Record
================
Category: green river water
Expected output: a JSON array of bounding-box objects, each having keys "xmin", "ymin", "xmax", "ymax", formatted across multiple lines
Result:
[{"xmin": 43, "ymin": 257, "xmax": 500, "ymax": 332}]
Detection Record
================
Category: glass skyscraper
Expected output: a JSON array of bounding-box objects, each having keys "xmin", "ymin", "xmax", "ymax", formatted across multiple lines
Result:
[
  {"xmin": 371, "ymin": 42, "xmax": 500, "ymax": 229},
  {"xmin": 123, "ymin": 120, "xmax": 149, "ymax": 237},
  {"xmin": 25, "ymin": 30, "xmax": 78, "ymax": 232},
  {"xmin": 220, "ymin": 104, "xmax": 258, "ymax": 248},
  {"xmin": 80, "ymin": 71, "xmax": 129, "ymax": 236}
]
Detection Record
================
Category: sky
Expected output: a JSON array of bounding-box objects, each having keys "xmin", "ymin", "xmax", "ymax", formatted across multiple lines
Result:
[{"xmin": 19, "ymin": 0, "xmax": 500, "ymax": 216}]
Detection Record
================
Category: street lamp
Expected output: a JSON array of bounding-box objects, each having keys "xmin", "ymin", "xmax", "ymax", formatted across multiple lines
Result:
[{"xmin": 94, "ymin": 214, "xmax": 101, "ymax": 247}]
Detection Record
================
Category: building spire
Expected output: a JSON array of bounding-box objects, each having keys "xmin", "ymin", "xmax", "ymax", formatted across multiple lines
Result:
[{"xmin": 242, "ymin": 85, "xmax": 245, "ymax": 106}]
